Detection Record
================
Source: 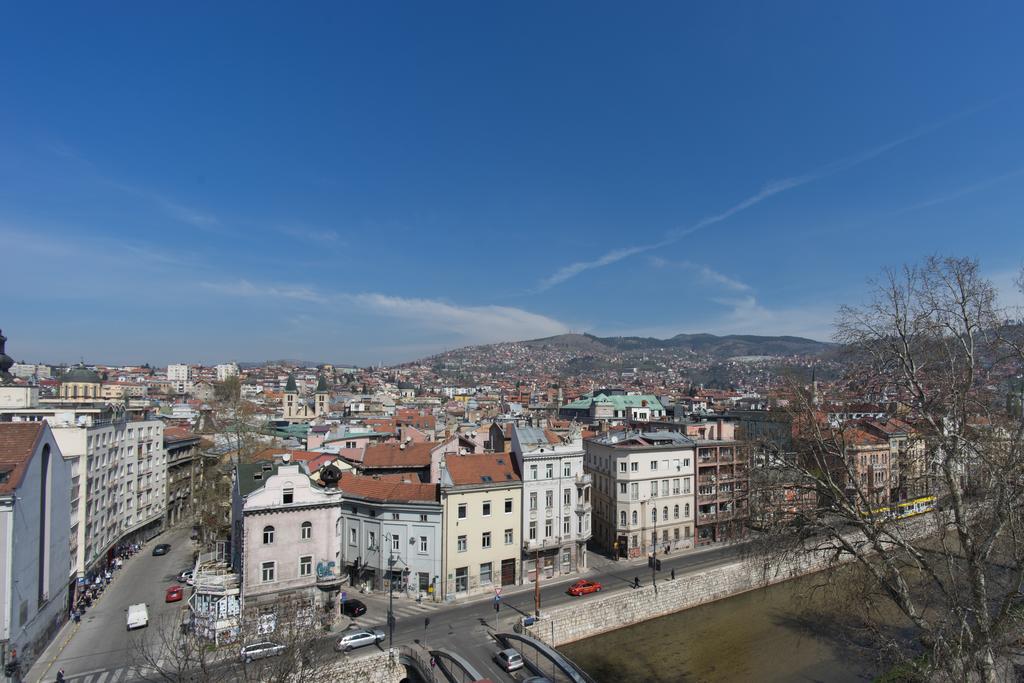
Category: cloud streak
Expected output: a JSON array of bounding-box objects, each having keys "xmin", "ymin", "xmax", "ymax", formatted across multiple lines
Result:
[
  {"xmin": 534, "ymin": 102, "xmax": 997, "ymax": 292},
  {"xmin": 651, "ymin": 258, "xmax": 750, "ymax": 292}
]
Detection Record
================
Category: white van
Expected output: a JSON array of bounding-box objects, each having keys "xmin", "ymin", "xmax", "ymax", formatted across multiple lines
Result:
[{"xmin": 127, "ymin": 603, "xmax": 149, "ymax": 630}]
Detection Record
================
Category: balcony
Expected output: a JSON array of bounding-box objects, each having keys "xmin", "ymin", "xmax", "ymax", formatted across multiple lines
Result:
[
  {"xmin": 575, "ymin": 473, "xmax": 593, "ymax": 487},
  {"xmin": 697, "ymin": 475, "xmax": 716, "ymax": 485},
  {"xmin": 697, "ymin": 493, "xmax": 717, "ymax": 503},
  {"xmin": 574, "ymin": 501, "xmax": 592, "ymax": 515},
  {"xmin": 697, "ymin": 512, "xmax": 717, "ymax": 523},
  {"xmin": 316, "ymin": 565, "xmax": 344, "ymax": 589},
  {"xmin": 523, "ymin": 536, "xmax": 563, "ymax": 552}
]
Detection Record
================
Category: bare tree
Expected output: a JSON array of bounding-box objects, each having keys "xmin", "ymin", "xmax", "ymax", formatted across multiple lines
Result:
[{"xmin": 749, "ymin": 257, "xmax": 1024, "ymax": 681}]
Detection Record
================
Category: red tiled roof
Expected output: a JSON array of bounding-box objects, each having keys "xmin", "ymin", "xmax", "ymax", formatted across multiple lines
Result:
[
  {"xmin": 164, "ymin": 426, "xmax": 197, "ymax": 442},
  {"xmin": 251, "ymin": 448, "xmax": 323, "ymax": 462},
  {"xmin": 335, "ymin": 473, "xmax": 438, "ymax": 503},
  {"xmin": 0, "ymin": 423, "xmax": 45, "ymax": 495},
  {"xmin": 360, "ymin": 442, "xmax": 434, "ymax": 469},
  {"xmin": 444, "ymin": 454, "xmax": 520, "ymax": 487}
]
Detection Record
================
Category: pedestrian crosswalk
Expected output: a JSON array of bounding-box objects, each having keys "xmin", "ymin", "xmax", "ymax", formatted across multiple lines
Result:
[{"xmin": 60, "ymin": 666, "xmax": 130, "ymax": 683}]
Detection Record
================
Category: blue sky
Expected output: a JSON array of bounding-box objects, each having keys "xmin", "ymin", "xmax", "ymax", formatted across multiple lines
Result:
[{"xmin": 2, "ymin": 2, "xmax": 1023, "ymax": 366}]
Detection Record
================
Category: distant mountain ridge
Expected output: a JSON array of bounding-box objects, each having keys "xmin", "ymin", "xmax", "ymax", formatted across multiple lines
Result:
[{"xmin": 518, "ymin": 332, "xmax": 832, "ymax": 359}]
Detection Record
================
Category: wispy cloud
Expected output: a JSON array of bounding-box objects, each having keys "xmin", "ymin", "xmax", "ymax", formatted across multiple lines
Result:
[
  {"xmin": 534, "ymin": 102, "xmax": 997, "ymax": 292},
  {"xmin": 200, "ymin": 279, "xmax": 327, "ymax": 303},
  {"xmin": 650, "ymin": 258, "xmax": 750, "ymax": 292},
  {"xmin": 279, "ymin": 226, "xmax": 342, "ymax": 244},
  {"xmin": 891, "ymin": 165, "xmax": 1024, "ymax": 215}
]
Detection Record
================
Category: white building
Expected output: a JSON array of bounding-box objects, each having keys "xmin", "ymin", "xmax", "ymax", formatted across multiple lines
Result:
[
  {"xmin": 585, "ymin": 431, "xmax": 697, "ymax": 560},
  {"xmin": 167, "ymin": 364, "xmax": 190, "ymax": 382},
  {"xmin": 510, "ymin": 425, "xmax": 592, "ymax": 583},
  {"xmin": 215, "ymin": 363, "xmax": 239, "ymax": 382},
  {"xmin": 0, "ymin": 422, "xmax": 72, "ymax": 673}
]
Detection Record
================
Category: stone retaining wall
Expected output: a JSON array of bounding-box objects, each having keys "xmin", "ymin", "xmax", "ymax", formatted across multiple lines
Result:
[
  {"xmin": 526, "ymin": 516, "xmax": 934, "ymax": 647},
  {"xmin": 323, "ymin": 651, "xmax": 406, "ymax": 683}
]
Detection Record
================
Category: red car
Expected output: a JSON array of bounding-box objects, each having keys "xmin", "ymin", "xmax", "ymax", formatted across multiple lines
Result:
[
  {"xmin": 567, "ymin": 580, "xmax": 602, "ymax": 596},
  {"xmin": 165, "ymin": 585, "xmax": 184, "ymax": 602}
]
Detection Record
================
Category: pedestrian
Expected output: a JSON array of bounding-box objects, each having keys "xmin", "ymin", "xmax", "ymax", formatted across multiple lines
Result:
[
  {"xmin": 56, "ymin": 668, "xmax": 65, "ymax": 683},
  {"xmin": 424, "ymin": 616, "xmax": 430, "ymax": 630},
  {"xmin": 671, "ymin": 568, "xmax": 676, "ymax": 580},
  {"xmin": 430, "ymin": 656, "xmax": 436, "ymax": 669},
  {"xmin": 633, "ymin": 576, "xmax": 640, "ymax": 589}
]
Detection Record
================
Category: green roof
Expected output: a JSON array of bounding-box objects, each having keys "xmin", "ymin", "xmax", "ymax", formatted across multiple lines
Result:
[
  {"xmin": 237, "ymin": 461, "xmax": 284, "ymax": 497},
  {"xmin": 562, "ymin": 393, "xmax": 665, "ymax": 412}
]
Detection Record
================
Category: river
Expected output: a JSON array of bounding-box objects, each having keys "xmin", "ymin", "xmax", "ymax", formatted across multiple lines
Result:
[{"xmin": 560, "ymin": 569, "xmax": 912, "ymax": 682}]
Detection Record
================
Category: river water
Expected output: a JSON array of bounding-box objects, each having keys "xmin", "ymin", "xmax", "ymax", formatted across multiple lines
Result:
[{"xmin": 560, "ymin": 570, "xmax": 905, "ymax": 682}]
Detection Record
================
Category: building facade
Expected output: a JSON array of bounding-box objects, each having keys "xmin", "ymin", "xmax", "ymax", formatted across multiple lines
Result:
[
  {"xmin": 165, "ymin": 427, "xmax": 202, "ymax": 527},
  {"xmin": 585, "ymin": 431, "xmax": 696, "ymax": 558},
  {"xmin": 282, "ymin": 373, "xmax": 329, "ymax": 423},
  {"xmin": 439, "ymin": 455, "xmax": 522, "ymax": 600},
  {"xmin": 510, "ymin": 425, "xmax": 592, "ymax": 584}
]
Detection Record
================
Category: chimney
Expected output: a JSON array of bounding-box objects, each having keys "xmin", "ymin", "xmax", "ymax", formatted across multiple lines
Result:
[{"xmin": 717, "ymin": 418, "xmax": 725, "ymax": 441}]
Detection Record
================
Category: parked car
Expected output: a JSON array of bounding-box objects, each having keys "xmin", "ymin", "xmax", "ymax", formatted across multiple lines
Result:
[
  {"xmin": 523, "ymin": 678, "xmax": 553, "ymax": 683},
  {"xmin": 152, "ymin": 543, "xmax": 171, "ymax": 556},
  {"xmin": 567, "ymin": 579, "xmax": 602, "ymax": 596},
  {"xmin": 335, "ymin": 628, "xmax": 385, "ymax": 652},
  {"xmin": 165, "ymin": 585, "xmax": 184, "ymax": 602},
  {"xmin": 177, "ymin": 569, "xmax": 193, "ymax": 583},
  {"xmin": 126, "ymin": 603, "xmax": 149, "ymax": 630},
  {"xmin": 495, "ymin": 648, "xmax": 524, "ymax": 672},
  {"xmin": 340, "ymin": 598, "xmax": 367, "ymax": 617},
  {"xmin": 240, "ymin": 642, "xmax": 286, "ymax": 663}
]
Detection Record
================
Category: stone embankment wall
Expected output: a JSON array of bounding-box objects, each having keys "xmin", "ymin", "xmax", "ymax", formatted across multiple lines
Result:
[
  {"xmin": 324, "ymin": 651, "xmax": 406, "ymax": 683},
  {"xmin": 527, "ymin": 516, "xmax": 934, "ymax": 647}
]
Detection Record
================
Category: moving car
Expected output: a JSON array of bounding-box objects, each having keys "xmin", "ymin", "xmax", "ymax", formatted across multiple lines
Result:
[
  {"xmin": 335, "ymin": 628, "xmax": 385, "ymax": 652},
  {"xmin": 340, "ymin": 598, "xmax": 367, "ymax": 617},
  {"xmin": 177, "ymin": 568, "xmax": 193, "ymax": 583},
  {"xmin": 240, "ymin": 642, "xmax": 285, "ymax": 663},
  {"xmin": 165, "ymin": 585, "xmax": 184, "ymax": 602},
  {"xmin": 567, "ymin": 579, "xmax": 602, "ymax": 596},
  {"xmin": 126, "ymin": 603, "xmax": 149, "ymax": 630},
  {"xmin": 495, "ymin": 648, "xmax": 524, "ymax": 672},
  {"xmin": 152, "ymin": 543, "xmax": 171, "ymax": 556}
]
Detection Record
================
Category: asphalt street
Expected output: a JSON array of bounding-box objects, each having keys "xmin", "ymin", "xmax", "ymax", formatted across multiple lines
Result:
[{"xmin": 30, "ymin": 526, "xmax": 195, "ymax": 683}]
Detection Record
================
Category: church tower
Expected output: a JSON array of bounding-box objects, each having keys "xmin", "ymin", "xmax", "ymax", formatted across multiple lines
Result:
[
  {"xmin": 284, "ymin": 372, "xmax": 299, "ymax": 420},
  {"xmin": 315, "ymin": 373, "xmax": 329, "ymax": 417}
]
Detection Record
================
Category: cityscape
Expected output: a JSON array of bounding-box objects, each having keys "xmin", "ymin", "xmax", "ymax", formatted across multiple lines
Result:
[{"xmin": 2, "ymin": 4, "xmax": 1024, "ymax": 683}]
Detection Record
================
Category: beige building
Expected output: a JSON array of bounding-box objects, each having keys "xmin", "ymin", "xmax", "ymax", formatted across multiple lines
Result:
[
  {"xmin": 282, "ymin": 373, "xmax": 329, "ymax": 423},
  {"xmin": 585, "ymin": 431, "xmax": 696, "ymax": 559},
  {"xmin": 440, "ymin": 454, "xmax": 522, "ymax": 600}
]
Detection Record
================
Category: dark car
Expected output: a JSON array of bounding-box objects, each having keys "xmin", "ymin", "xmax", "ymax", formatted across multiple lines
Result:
[
  {"xmin": 341, "ymin": 599, "xmax": 367, "ymax": 617},
  {"xmin": 152, "ymin": 543, "xmax": 171, "ymax": 556}
]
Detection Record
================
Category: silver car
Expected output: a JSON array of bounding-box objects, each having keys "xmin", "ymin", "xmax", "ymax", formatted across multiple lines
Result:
[
  {"xmin": 496, "ymin": 648, "xmax": 524, "ymax": 672},
  {"xmin": 240, "ymin": 641, "xmax": 285, "ymax": 663},
  {"xmin": 335, "ymin": 628, "xmax": 385, "ymax": 652}
]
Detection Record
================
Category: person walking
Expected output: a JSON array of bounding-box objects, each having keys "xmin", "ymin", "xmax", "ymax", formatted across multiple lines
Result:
[
  {"xmin": 633, "ymin": 576, "xmax": 640, "ymax": 589},
  {"xmin": 56, "ymin": 668, "xmax": 65, "ymax": 682},
  {"xmin": 424, "ymin": 616, "xmax": 430, "ymax": 630}
]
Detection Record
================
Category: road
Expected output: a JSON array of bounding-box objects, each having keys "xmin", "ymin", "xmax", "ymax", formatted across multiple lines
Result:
[{"xmin": 31, "ymin": 526, "xmax": 195, "ymax": 683}]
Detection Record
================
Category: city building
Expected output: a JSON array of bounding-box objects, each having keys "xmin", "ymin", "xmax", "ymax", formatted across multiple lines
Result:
[
  {"xmin": 439, "ymin": 454, "xmax": 522, "ymax": 599},
  {"xmin": 693, "ymin": 422, "xmax": 749, "ymax": 546},
  {"xmin": 215, "ymin": 363, "xmax": 240, "ymax": 382},
  {"xmin": 0, "ymin": 422, "xmax": 72, "ymax": 674},
  {"xmin": 510, "ymin": 425, "xmax": 591, "ymax": 584},
  {"xmin": 165, "ymin": 427, "xmax": 202, "ymax": 526},
  {"xmin": 282, "ymin": 373, "xmax": 329, "ymax": 423},
  {"xmin": 584, "ymin": 431, "xmax": 696, "ymax": 559},
  {"xmin": 230, "ymin": 461, "xmax": 343, "ymax": 625},
  {"xmin": 560, "ymin": 391, "xmax": 666, "ymax": 425},
  {"xmin": 332, "ymin": 470, "xmax": 442, "ymax": 599}
]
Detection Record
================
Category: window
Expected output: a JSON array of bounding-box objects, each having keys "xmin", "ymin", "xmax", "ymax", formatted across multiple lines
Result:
[
  {"xmin": 457, "ymin": 535, "xmax": 467, "ymax": 552},
  {"xmin": 545, "ymin": 490, "xmax": 553, "ymax": 508},
  {"xmin": 263, "ymin": 526, "xmax": 275, "ymax": 545},
  {"xmin": 299, "ymin": 556, "xmax": 312, "ymax": 577},
  {"xmin": 619, "ymin": 482, "xmax": 627, "ymax": 494},
  {"xmin": 630, "ymin": 462, "xmax": 639, "ymax": 472},
  {"xmin": 631, "ymin": 483, "xmax": 639, "ymax": 500},
  {"xmin": 480, "ymin": 562, "xmax": 493, "ymax": 585},
  {"xmin": 673, "ymin": 505, "xmax": 680, "ymax": 519},
  {"xmin": 663, "ymin": 506, "xmax": 669, "ymax": 521},
  {"xmin": 631, "ymin": 510, "xmax": 638, "ymax": 525},
  {"xmin": 563, "ymin": 462, "xmax": 571, "ymax": 477},
  {"xmin": 282, "ymin": 485, "xmax": 294, "ymax": 505},
  {"xmin": 368, "ymin": 531, "xmax": 376, "ymax": 549},
  {"xmin": 530, "ymin": 464, "xmax": 538, "ymax": 480},
  {"xmin": 650, "ymin": 460, "xmax": 658, "ymax": 471},
  {"xmin": 674, "ymin": 528, "xmax": 680, "ymax": 540},
  {"xmin": 662, "ymin": 480, "xmax": 669, "ymax": 497},
  {"xmin": 546, "ymin": 463, "xmax": 554, "ymax": 479},
  {"xmin": 455, "ymin": 567, "xmax": 468, "ymax": 592},
  {"xmin": 684, "ymin": 503, "xmax": 690, "ymax": 517},
  {"xmin": 672, "ymin": 478, "xmax": 680, "ymax": 495},
  {"xmin": 505, "ymin": 498, "xmax": 513, "ymax": 514},
  {"xmin": 529, "ymin": 521, "xmax": 537, "ymax": 540},
  {"xmin": 482, "ymin": 500, "xmax": 491, "ymax": 516},
  {"xmin": 458, "ymin": 503, "xmax": 467, "ymax": 519},
  {"xmin": 544, "ymin": 520, "xmax": 552, "ymax": 538},
  {"xmin": 392, "ymin": 535, "xmax": 400, "ymax": 551},
  {"xmin": 619, "ymin": 462, "xmax": 627, "ymax": 473},
  {"xmin": 683, "ymin": 478, "xmax": 691, "ymax": 494},
  {"xmin": 529, "ymin": 492, "xmax": 538, "ymax": 510},
  {"xmin": 563, "ymin": 517, "xmax": 570, "ymax": 534},
  {"xmin": 620, "ymin": 510, "xmax": 627, "ymax": 526},
  {"xmin": 651, "ymin": 508, "xmax": 657, "ymax": 523},
  {"xmin": 420, "ymin": 514, "xmax": 428, "ymax": 522},
  {"xmin": 261, "ymin": 561, "xmax": 276, "ymax": 583},
  {"xmin": 301, "ymin": 521, "xmax": 312, "ymax": 540},
  {"xmin": 419, "ymin": 536, "xmax": 428, "ymax": 553},
  {"xmin": 482, "ymin": 532, "xmax": 491, "ymax": 549},
  {"xmin": 349, "ymin": 528, "xmax": 357, "ymax": 545},
  {"xmin": 392, "ymin": 513, "xmax": 400, "ymax": 520},
  {"xmin": 504, "ymin": 528, "xmax": 513, "ymax": 544}
]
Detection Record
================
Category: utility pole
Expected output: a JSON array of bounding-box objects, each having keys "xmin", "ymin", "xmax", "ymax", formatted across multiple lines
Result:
[
  {"xmin": 534, "ymin": 546, "xmax": 541, "ymax": 616},
  {"xmin": 652, "ymin": 503, "xmax": 658, "ymax": 588}
]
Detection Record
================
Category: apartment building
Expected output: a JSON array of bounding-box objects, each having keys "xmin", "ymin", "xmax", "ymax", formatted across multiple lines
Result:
[
  {"xmin": 439, "ymin": 454, "xmax": 521, "ymax": 600},
  {"xmin": 215, "ymin": 363, "xmax": 240, "ymax": 382},
  {"xmin": 510, "ymin": 425, "xmax": 591, "ymax": 584},
  {"xmin": 165, "ymin": 427, "xmax": 202, "ymax": 526},
  {"xmin": 585, "ymin": 431, "xmax": 696, "ymax": 559},
  {"xmin": 694, "ymin": 427, "xmax": 749, "ymax": 546}
]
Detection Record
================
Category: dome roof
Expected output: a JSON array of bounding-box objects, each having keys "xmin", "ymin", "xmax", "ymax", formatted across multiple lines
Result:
[{"xmin": 62, "ymin": 363, "xmax": 101, "ymax": 384}]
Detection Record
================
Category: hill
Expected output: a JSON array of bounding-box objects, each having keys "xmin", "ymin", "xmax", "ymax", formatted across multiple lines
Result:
[{"xmin": 520, "ymin": 332, "xmax": 831, "ymax": 359}]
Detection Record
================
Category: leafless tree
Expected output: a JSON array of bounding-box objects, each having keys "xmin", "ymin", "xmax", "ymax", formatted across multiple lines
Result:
[{"xmin": 748, "ymin": 257, "xmax": 1024, "ymax": 681}]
